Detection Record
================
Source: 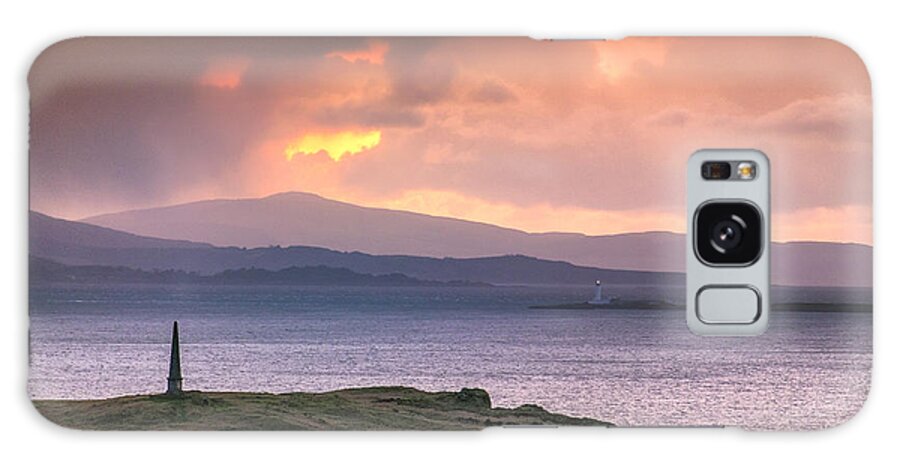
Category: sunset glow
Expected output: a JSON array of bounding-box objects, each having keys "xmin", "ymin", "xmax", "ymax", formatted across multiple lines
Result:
[
  {"xmin": 284, "ymin": 130, "xmax": 382, "ymax": 161},
  {"xmin": 326, "ymin": 40, "xmax": 389, "ymax": 65},
  {"xmin": 199, "ymin": 58, "xmax": 250, "ymax": 89},
  {"xmin": 26, "ymin": 37, "xmax": 874, "ymax": 434},
  {"xmin": 30, "ymin": 38, "xmax": 872, "ymax": 245}
]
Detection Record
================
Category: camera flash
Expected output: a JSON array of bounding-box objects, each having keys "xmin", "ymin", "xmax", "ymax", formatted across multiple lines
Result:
[{"xmin": 737, "ymin": 162, "xmax": 756, "ymax": 180}]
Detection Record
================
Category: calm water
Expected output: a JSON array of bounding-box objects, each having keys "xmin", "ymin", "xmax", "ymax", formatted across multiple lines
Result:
[{"xmin": 28, "ymin": 284, "xmax": 871, "ymax": 429}]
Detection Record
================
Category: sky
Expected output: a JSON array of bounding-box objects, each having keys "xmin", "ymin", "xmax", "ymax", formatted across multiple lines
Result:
[{"xmin": 29, "ymin": 37, "xmax": 872, "ymax": 244}]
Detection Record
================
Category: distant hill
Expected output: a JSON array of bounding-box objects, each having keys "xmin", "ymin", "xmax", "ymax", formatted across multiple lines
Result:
[
  {"xmin": 30, "ymin": 211, "xmax": 212, "ymax": 266},
  {"xmin": 78, "ymin": 192, "xmax": 873, "ymax": 287},
  {"xmin": 29, "ymin": 212, "xmax": 682, "ymax": 286},
  {"xmin": 81, "ymin": 192, "xmax": 686, "ymax": 272},
  {"xmin": 29, "ymin": 257, "xmax": 482, "ymax": 287}
]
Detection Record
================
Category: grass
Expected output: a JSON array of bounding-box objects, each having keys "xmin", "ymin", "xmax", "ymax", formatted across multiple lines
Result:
[{"xmin": 32, "ymin": 386, "xmax": 612, "ymax": 430}]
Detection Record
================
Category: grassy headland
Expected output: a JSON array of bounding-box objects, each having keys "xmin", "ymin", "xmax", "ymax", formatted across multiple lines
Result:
[{"xmin": 33, "ymin": 386, "xmax": 611, "ymax": 430}]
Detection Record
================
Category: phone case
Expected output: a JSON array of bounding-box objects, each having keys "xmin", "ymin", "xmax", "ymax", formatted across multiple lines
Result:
[{"xmin": 27, "ymin": 37, "xmax": 872, "ymax": 430}]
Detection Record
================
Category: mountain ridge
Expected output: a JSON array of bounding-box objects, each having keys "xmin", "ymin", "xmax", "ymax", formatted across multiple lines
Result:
[
  {"xmin": 82, "ymin": 191, "xmax": 871, "ymax": 246},
  {"xmin": 84, "ymin": 191, "xmax": 683, "ymax": 241},
  {"xmin": 75, "ymin": 192, "xmax": 872, "ymax": 286},
  {"xmin": 31, "ymin": 210, "xmax": 213, "ymax": 250},
  {"xmin": 31, "ymin": 211, "xmax": 683, "ymax": 286},
  {"xmin": 32, "ymin": 211, "xmax": 872, "ymax": 287}
]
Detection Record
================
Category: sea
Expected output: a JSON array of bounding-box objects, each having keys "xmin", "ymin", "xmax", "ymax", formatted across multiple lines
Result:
[{"xmin": 28, "ymin": 284, "xmax": 872, "ymax": 429}]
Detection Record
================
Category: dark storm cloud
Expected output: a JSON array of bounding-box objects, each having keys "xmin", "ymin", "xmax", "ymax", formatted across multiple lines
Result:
[{"xmin": 29, "ymin": 37, "xmax": 377, "ymax": 217}]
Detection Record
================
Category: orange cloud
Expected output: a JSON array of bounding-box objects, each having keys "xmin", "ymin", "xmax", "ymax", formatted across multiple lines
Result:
[
  {"xmin": 199, "ymin": 58, "xmax": 250, "ymax": 89},
  {"xmin": 369, "ymin": 189, "xmax": 684, "ymax": 236},
  {"xmin": 31, "ymin": 38, "xmax": 872, "ymax": 246},
  {"xmin": 284, "ymin": 130, "xmax": 382, "ymax": 162},
  {"xmin": 326, "ymin": 41, "xmax": 389, "ymax": 65},
  {"xmin": 331, "ymin": 190, "xmax": 873, "ymax": 245}
]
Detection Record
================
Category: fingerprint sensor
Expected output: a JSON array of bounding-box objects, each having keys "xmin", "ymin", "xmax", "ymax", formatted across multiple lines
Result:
[{"xmin": 696, "ymin": 286, "xmax": 761, "ymax": 324}]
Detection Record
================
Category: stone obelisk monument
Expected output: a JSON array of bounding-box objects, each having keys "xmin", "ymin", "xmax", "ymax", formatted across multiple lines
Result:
[{"xmin": 166, "ymin": 321, "xmax": 183, "ymax": 396}]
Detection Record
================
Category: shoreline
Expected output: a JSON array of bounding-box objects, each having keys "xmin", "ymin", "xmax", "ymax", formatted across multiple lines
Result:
[{"xmin": 32, "ymin": 386, "xmax": 613, "ymax": 430}]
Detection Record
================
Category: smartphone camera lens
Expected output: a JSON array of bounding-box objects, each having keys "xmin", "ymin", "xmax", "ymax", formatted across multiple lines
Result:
[
  {"xmin": 711, "ymin": 218, "xmax": 743, "ymax": 251},
  {"xmin": 695, "ymin": 202, "xmax": 762, "ymax": 265}
]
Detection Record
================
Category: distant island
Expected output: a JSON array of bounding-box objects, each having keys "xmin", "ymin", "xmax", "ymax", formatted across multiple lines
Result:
[
  {"xmin": 33, "ymin": 387, "xmax": 610, "ymax": 430},
  {"xmin": 529, "ymin": 300, "xmax": 872, "ymax": 313},
  {"xmin": 29, "ymin": 257, "xmax": 486, "ymax": 288},
  {"xmin": 529, "ymin": 300, "xmax": 683, "ymax": 311}
]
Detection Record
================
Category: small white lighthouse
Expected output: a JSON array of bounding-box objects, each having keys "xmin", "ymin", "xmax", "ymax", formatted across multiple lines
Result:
[{"xmin": 588, "ymin": 280, "xmax": 612, "ymax": 305}]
